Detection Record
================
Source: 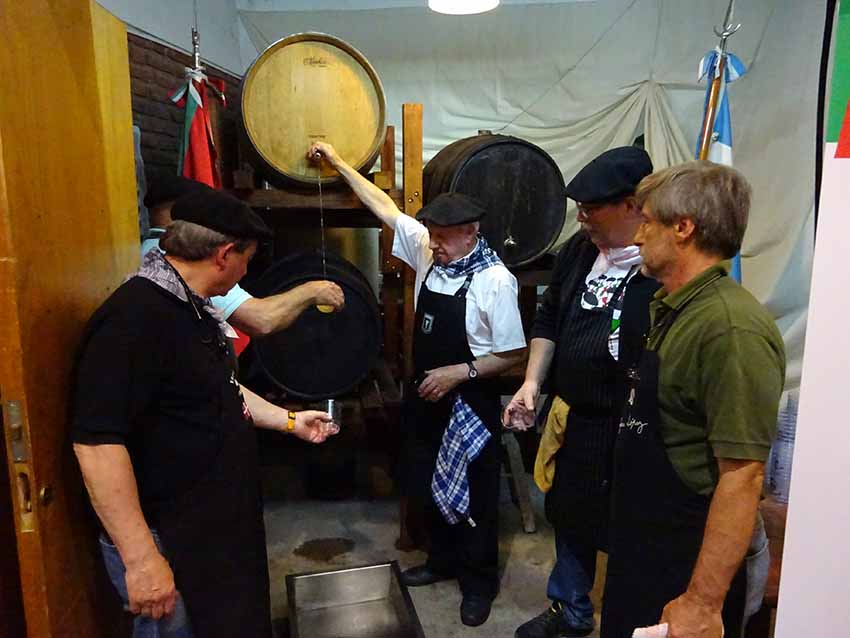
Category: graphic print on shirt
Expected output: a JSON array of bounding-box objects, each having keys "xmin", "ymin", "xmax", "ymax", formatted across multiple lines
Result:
[{"xmin": 581, "ymin": 273, "xmax": 628, "ymax": 311}]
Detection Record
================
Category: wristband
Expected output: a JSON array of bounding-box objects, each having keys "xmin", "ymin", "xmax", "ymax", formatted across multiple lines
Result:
[{"xmin": 287, "ymin": 411, "xmax": 296, "ymax": 432}]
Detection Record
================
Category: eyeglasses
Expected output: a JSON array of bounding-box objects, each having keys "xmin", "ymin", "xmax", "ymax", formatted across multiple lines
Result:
[
  {"xmin": 576, "ymin": 202, "xmax": 609, "ymax": 218},
  {"xmin": 576, "ymin": 198, "xmax": 628, "ymax": 219}
]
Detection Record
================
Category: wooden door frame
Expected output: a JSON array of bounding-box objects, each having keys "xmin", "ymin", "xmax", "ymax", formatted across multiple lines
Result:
[{"xmin": 0, "ymin": 2, "xmax": 139, "ymax": 635}]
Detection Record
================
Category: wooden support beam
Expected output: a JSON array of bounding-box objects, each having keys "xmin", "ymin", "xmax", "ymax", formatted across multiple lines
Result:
[
  {"xmin": 513, "ymin": 269, "xmax": 553, "ymax": 287},
  {"xmin": 379, "ymin": 126, "xmax": 403, "ymax": 274},
  {"xmin": 382, "ymin": 284, "xmax": 401, "ymax": 379},
  {"xmin": 372, "ymin": 171, "xmax": 394, "ymax": 190},
  {"xmin": 518, "ymin": 285, "xmax": 538, "ymax": 336},
  {"xmin": 376, "ymin": 126, "xmax": 404, "ymax": 377},
  {"xmin": 502, "ymin": 432, "xmax": 537, "ymax": 533},
  {"xmin": 254, "ymin": 209, "xmax": 387, "ymax": 229},
  {"xmin": 233, "ymin": 186, "xmax": 404, "ymax": 212},
  {"xmin": 401, "ymin": 104, "xmax": 423, "ymax": 381}
]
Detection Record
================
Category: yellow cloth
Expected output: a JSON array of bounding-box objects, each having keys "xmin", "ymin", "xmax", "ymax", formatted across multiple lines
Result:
[{"xmin": 533, "ymin": 395, "xmax": 570, "ymax": 492}]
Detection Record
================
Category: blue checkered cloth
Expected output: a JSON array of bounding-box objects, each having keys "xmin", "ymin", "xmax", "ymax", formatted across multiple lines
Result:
[
  {"xmin": 433, "ymin": 234, "xmax": 502, "ymax": 278},
  {"xmin": 431, "ymin": 394, "xmax": 492, "ymax": 526}
]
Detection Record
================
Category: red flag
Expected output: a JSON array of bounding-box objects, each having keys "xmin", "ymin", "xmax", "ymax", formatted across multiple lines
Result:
[
  {"xmin": 171, "ymin": 74, "xmax": 225, "ymax": 188},
  {"xmin": 172, "ymin": 74, "xmax": 252, "ymax": 354}
]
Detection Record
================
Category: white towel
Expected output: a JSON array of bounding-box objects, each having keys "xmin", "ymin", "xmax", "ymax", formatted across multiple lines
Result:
[
  {"xmin": 632, "ymin": 624, "xmax": 668, "ymax": 638},
  {"xmin": 632, "ymin": 623, "xmax": 724, "ymax": 638}
]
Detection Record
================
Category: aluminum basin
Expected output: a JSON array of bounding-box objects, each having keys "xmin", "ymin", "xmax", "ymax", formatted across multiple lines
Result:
[{"xmin": 286, "ymin": 561, "xmax": 425, "ymax": 638}]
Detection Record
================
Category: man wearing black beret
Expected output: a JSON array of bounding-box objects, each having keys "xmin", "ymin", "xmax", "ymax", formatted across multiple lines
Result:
[
  {"xmin": 71, "ymin": 189, "xmax": 340, "ymax": 637},
  {"xmin": 506, "ymin": 147, "xmax": 659, "ymax": 638},
  {"xmin": 308, "ymin": 142, "xmax": 526, "ymax": 627},
  {"xmin": 141, "ymin": 176, "xmax": 344, "ymax": 338}
]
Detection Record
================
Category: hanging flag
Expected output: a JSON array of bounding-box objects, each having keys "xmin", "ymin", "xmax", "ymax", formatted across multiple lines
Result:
[
  {"xmin": 823, "ymin": 3, "xmax": 850, "ymax": 200},
  {"xmin": 171, "ymin": 69, "xmax": 226, "ymax": 189},
  {"xmin": 171, "ymin": 70, "xmax": 252, "ymax": 353},
  {"xmin": 696, "ymin": 47, "xmax": 747, "ymax": 281}
]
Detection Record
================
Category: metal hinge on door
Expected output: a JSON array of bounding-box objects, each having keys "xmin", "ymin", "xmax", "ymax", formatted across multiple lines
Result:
[{"xmin": 4, "ymin": 400, "xmax": 35, "ymax": 532}]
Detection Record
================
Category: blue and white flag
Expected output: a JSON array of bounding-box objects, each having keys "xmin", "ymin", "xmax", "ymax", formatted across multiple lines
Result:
[{"xmin": 697, "ymin": 47, "xmax": 747, "ymax": 280}]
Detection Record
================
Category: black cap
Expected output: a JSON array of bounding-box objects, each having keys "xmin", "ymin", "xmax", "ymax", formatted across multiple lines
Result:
[
  {"xmin": 143, "ymin": 174, "xmax": 210, "ymax": 209},
  {"xmin": 565, "ymin": 147, "xmax": 653, "ymax": 204},
  {"xmin": 416, "ymin": 192, "xmax": 487, "ymax": 226},
  {"xmin": 171, "ymin": 190, "xmax": 273, "ymax": 241}
]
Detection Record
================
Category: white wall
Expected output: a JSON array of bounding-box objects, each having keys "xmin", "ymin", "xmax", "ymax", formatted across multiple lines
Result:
[
  {"xmin": 237, "ymin": 0, "xmax": 595, "ymax": 10},
  {"xmin": 97, "ymin": 0, "xmax": 244, "ymax": 75},
  {"xmin": 773, "ymin": 142, "xmax": 850, "ymax": 636},
  {"xmin": 236, "ymin": 0, "xmax": 819, "ymax": 393}
]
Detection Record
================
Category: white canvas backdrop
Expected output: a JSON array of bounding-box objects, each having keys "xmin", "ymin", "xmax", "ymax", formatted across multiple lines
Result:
[{"xmin": 238, "ymin": 0, "xmax": 823, "ymax": 388}]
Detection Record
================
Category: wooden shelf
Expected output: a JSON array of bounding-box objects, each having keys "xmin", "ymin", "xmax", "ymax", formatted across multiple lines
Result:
[{"xmin": 231, "ymin": 186, "xmax": 404, "ymax": 216}]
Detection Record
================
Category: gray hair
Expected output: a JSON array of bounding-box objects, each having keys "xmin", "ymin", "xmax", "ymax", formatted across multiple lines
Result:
[
  {"xmin": 634, "ymin": 161, "xmax": 751, "ymax": 259},
  {"xmin": 159, "ymin": 220, "xmax": 251, "ymax": 260}
]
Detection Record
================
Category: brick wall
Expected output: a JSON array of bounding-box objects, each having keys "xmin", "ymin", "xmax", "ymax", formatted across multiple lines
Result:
[{"xmin": 127, "ymin": 33, "xmax": 242, "ymax": 185}]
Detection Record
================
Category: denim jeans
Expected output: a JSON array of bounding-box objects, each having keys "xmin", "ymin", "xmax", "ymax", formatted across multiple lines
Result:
[
  {"xmin": 745, "ymin": 514, "xmax": 770, "ymax": 621},
  {"xmin": 545, "ymin": 526, "xmax": 596, "ymax": 630},
  {"xmin": 99, "ymin": 532, "xmax": 193, "ymax": 638}
]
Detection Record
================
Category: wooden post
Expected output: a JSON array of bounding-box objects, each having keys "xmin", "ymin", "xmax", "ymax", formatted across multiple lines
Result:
[
  {"xmin": 397, "ymin": 104, "xmax": 424, "ymax": 552},
  {"xmin": 697, "ymin": 55, "xmax": 728, "ymax": 160},
  {"xmin": 401, "ymin": 104, "xmax": 423, "ymax": 381},
  {"xmin": 379, "ymin": 127, "xmax": 402, "ymax": 376},
  {"xmin": 379, "ymin": 126, "xmax": 400, "ymax": 273}
]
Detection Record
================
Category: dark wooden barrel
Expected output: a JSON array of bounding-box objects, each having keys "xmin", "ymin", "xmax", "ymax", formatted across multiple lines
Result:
[
  {"xmin": 241, "ymin": 251, "xmax": 381, "ymax": 400},
  {"xmin": 241, "ymin": 32, "xmax": 386, "ymax": 189},
  {"xmin": 423, "ymin": 133, "xmax": 567, "ymax": 267}
]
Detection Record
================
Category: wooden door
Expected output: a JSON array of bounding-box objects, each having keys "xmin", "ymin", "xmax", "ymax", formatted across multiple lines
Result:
[{"xmin": 0, "ymin": 1, "xmax": 139, "ymax": 635}]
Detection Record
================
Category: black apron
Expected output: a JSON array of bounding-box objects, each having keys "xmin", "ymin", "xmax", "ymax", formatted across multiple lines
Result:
[
  {"xmin": 401, "ymin": 265, "xmax": 501, "ymax": 598},
  {"xmin": 601, "ymin": 287, "xmax": 746, "ymax": 638},
  {"xmin": 155, "ymin": 310, "xmax": 272, "ymax": 638},
  {"xmin": 545, "ymin": 270, "xmax": 633, "ymax": 549}
]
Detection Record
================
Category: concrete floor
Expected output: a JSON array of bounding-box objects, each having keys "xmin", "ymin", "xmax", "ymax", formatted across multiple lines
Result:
[{"xmin": 263, "ymin": 474, "xmax": 605, "ymax": 638}]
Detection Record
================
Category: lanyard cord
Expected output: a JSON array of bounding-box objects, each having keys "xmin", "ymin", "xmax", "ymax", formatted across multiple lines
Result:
[{"xmin": 163, "ymin": 257, "xmax": 204, "ymax": 323}]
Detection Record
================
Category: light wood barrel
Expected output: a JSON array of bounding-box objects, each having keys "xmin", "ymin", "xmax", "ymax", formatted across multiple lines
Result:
[{"xmin": 241, "ymin": 32, "xmax": 387, "ymax": 187}]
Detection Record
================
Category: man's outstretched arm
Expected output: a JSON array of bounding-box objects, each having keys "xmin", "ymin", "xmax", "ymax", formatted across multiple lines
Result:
[
  {"xmin": 228, "ymin": 280, "xmax": 344, "ymax": 337},
  {"xmin": 307, "ymin": 142, "xmax": 401, "ymax": 229}
]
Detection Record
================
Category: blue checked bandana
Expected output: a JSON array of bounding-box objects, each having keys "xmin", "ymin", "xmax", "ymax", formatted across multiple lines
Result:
[
  {"xmin": 431, "ymin": 394, "xmax": 492, "ymax": 526},
  {"xmin": 432, "ymin": 234, "xmax": 502, "ymax": 278},
  {"xmin": 134, "ymin": 250, "xmax": 232, "ymax": 338}
]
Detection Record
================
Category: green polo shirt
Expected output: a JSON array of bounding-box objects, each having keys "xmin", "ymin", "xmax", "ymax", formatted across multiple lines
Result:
[{"xmin": 647, "ymin": 263, "xmax": 786, "ymax": 496}]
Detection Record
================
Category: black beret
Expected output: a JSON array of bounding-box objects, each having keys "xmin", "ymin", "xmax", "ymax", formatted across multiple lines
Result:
[
  {"xmin": 565, "ymin": 147, "xmax": 653, "ymax": 204},
  {"xmin": 416, "ymin": 192, "xmax": 487, "ymax": 226},
  {"xmin": 143, "ymin": 174, "xmax": 210, "ymax": 209},
  {"xmin": 171, "ymin": 190, "xmax": 273, "ymax": 241}
]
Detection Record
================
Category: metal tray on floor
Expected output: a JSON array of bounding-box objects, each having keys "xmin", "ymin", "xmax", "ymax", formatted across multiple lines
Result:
[{"xmin": 286, "ymin": 561, "xmax": 426, "ymax": 638}]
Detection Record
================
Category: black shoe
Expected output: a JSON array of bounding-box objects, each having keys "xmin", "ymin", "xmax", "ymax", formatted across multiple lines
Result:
[
  {"xmin": 514, "ymin": 602, "xmax": 594, "ymax": 638},
  {"xmin": 460, "ymin": 594, "xmax": 492, "ymax": 627},
  {"xmin": 400, "ymin": 564, "xmax": 454, "ymax": 587}
]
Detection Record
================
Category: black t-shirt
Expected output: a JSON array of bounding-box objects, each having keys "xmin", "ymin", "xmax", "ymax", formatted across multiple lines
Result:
[{"xmin": 71, "ymin": 277, "xmax": 242, "ymax": 520}]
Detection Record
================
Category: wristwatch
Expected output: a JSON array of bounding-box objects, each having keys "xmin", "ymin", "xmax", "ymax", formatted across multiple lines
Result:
[
  {"xmin": 467, "ymin": 361, "xmax": 479, "ymax": 379},
  {"xmin": 287, "ymin": 411, "xmax": 296, "ymax": 432}
]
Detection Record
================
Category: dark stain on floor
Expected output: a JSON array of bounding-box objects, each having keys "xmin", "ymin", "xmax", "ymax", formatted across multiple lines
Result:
[{"xmin": 293, "ymin": 537, "xmax": 355, "ymax": 561}]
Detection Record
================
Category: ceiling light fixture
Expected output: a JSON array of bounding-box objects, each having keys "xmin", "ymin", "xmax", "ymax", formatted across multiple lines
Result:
[{"xmin": 428, "ymin": 0, "xmax": 500, "ymax": 16}]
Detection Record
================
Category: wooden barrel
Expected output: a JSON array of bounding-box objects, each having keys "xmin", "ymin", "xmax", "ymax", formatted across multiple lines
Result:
[
  {"xmin": 241, "ymin": 32, "xmax": 386, "ymax": 188},
  {"xmin": 242, "ymin": 251, "xmax": 381, "ymax": 400},
  {"xmin": 423, "ymin": 133, "xmax": 567, "ymax": 267}
]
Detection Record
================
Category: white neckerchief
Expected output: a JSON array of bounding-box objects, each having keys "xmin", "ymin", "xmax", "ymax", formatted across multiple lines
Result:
[{"xmin": 585, "ymin": 245, "xmax": 642, "ymax": 284}]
